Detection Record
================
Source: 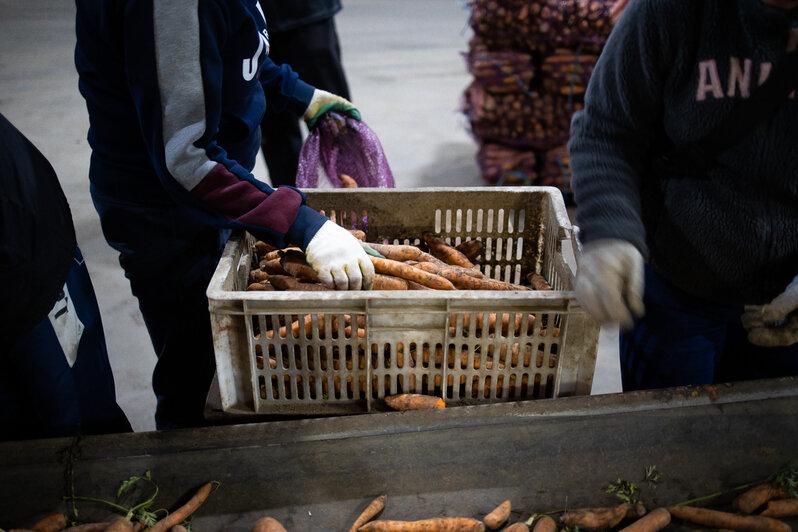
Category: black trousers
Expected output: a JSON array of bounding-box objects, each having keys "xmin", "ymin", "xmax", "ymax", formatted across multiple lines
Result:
[{"xmin": 260, "ymin": 16, "xmax": 350, "ymax": 187}]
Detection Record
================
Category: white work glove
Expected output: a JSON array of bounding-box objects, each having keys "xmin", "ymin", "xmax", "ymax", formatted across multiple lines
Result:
[
  {"xmin": 574, "ymin": 239, "xmax": 645, "ymax": 330},
  {"xmin": 303, "ymin": 89, "xmax": 360, "ymax": 129},
  {"xmin": 305, "ymin": 220, "xmax": 375, "ymax": 290},
  {"xmin": 741, "ymin": 274, "xmax": 798, "ymax": 347}
]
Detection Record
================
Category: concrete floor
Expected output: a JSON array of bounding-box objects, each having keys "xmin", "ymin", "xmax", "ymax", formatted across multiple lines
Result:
[{"xmin": 0, "ymin": 0, "xmax": 620, "ymax": 432}]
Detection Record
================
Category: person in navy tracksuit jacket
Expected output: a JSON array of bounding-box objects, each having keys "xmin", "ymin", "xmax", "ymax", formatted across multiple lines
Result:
[
  {"xmin": 0, "ymin": 112, "xmax": 131, "ymax": 440},
  {"xmin": 568, "ymin": 0, "xmax": 798, "ymax": 391},
  {"xmin": 74, "ymin": 0, "xmax": 374, "ymax": 430}
]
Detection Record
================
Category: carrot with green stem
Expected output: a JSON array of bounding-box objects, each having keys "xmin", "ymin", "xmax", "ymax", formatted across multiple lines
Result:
[
  {"xmin": 63, "ymin": 471, "xmax": 160, "ymax": 531},
  {"xmin": 147, "ymin": 481, "xmax": 217, "ymax": 532},
  {"xmin": 348, "ymin": 495, "xmax": 387, "ymax": 532}
]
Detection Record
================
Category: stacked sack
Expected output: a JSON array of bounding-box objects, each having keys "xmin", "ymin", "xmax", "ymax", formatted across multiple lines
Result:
[{"xmin": 462, "ymin": 0, "xmax": 621, "ymax": 196}]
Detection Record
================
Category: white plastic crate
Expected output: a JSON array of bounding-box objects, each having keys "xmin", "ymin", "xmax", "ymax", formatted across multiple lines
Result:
[{"xmin": 207, "ymin": 187, "xmax": 599, "ymax": 415}]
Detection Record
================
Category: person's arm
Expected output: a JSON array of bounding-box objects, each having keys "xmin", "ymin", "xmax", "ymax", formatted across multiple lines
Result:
[
  {"xmin": 568, "ymin": 0, "xmax": 682, "ymax": 326},
  {"xmin": 568, "ymin": 0, "xmax": 679, "ymax": 255}
]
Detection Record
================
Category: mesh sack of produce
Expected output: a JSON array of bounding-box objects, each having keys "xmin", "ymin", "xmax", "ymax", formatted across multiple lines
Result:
[
  {"xmin": 296, "ymin": 111, "xmax": 395, "ymax": 189},
  {"xmin": 539, "ymin": 144, "xmax": 572, "ymax": 196},
  {"xmin": 463, "ymin": 81, "xmax": 581, "ymax": 149},
  {"xmin": 540, "ymin": 49, "xmax": 599, "ymax": 98},
  {"xmin": 464, "ymin": 45, "xmax": 535, "ymax": 94},
  {"xmin": 476, "ymin": 142, "xmax": 538, "ymax": 185},
  {"xmin": 469, "ymin": 0, "xmax": 614, "ymax": 53}
]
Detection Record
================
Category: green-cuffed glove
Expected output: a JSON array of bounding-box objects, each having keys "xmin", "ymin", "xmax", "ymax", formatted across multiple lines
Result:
[
  {"xmin": 303, "ymin": 89, "xmax": 361, "ymax": 129},
  {"xmin": 741, "ymin": 274, "xmax": 798, "ymax": 347}
]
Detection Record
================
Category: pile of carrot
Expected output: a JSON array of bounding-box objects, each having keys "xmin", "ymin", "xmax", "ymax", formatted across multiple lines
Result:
[{"xmin": 247, "ymin": 229, "xmax": 547, "ymax": 293}]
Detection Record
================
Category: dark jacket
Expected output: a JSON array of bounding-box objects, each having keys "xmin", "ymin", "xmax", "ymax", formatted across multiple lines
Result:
[
  {"xmin": 0, "ymin": 113, "xmax": 77, "ymax": 344},
  {"xmin": 568, "ymin": 0, "xmax": 798, "ymax": 305},
  {"xmin": 75, "ymin": 0, "xmax": 328, "ymax": 251},
  {"xmin": 259, "ymin": 0, "xmax": 342, "ymax": 33}
]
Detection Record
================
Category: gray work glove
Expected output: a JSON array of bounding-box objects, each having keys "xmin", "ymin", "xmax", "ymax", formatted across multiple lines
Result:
[
  {"xmin": 574, "ymin": 239, "xmax": 645, "ymax": 330},
  {"xmin": 305, "ymin": 220, "xmax": 375, "ymax": 290},
  {"xmin": 741, "ymin": 274, "xmax": 798, "ymax": 347}
]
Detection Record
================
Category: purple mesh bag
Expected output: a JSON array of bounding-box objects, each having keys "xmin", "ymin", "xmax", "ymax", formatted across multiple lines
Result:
[{"xmin": 295, "ymin": 112, "xmax": 395, "ymax": 189}]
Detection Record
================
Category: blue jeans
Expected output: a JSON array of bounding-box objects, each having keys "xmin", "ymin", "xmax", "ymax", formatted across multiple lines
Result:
[
  {"xmin": 0, "ymin": 248, "xmax": 131, "ymax": 440},
  {"xmin": 620, "ymin": 265, "xmax": 798, "ymax": 391}
]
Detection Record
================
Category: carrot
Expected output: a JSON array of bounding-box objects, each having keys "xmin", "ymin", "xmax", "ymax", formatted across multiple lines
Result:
[
  {"xmin": 147, "ymin": 481, "xmax": 216, "ymax": 532},
  {"xmin": 247, "ymin": 281, "xmax": 274, "ymax": 291},
  {"xmin": 372, "ymin": 274, "xmax": 409, "ymax": 290},
  {"xmin": 415, "ymin": 251, "xmax": 448, "ymax": 266},
  {"xmin": 269, "ymin": 275, "xmax": 332, "ymax": 291},
  {"xmin": 363, "ymin": 242, "xmax": 423, "ymax": 262},
  {"xmin": 349, "ymin": 229, "xmax": 366, "ymax": 241},
  {"xmin": 260, "ymin": 258, "xmax": 288, "ymax": 276},
  {"xmin": 104, "ymin": 516, "xmax": 133, "ymax": 532},
  {"xmin": 734, "ymin": 484, "xmax": 793, "ymax": 514},
  {"xmin": 506, "ymin": 524, "xmax": 530, "ymax": 532},
  {"xmin": 263, "ymin": 247, "xmax": 300, "ymax": 262},
  {"xmin": 358, "ymin": 517, "xmax": 485, "ymax": 531},
  {"xmin": 385, "ymin": 393, "xmax": 445, "ymax": 411},
  {"xmin": 455, "ymin": 239, "xmax": 484, "ymax": 261},
  {"xmin": 251, "ymin": 517, "xmax": 288, "ymax": 532},
  {"xmin": 31, "ymin": 514, "xmax": 67, "ymax": 532},
  {"xmin": 668, "ymin": 505, "xmax": 791, "ymax": 532},
  {"xmin": 617, "ymin": 508, "xmax": 671, "ymax": 532},
  {"xmin": 527, "ymin": 273, "xmax": 552, "ymax": 290},
  {"xmin": 483, "ymin": 499, "xmax": 511, "ymax": 529},
  {"xmin": 562, "ymin": 503, "xmax": 644, "ymax": 531},
  {"xmin": 761, "ymin": 499, "xmax": 798, "ymax": 518},
  {"xmin": 406, "ymin": 279, "xmax": 434, "ymax": 290},
  {"xmin": 369, "ymin": 256, "xmax": 455, "ymax": 290},
  {"xmin": 349, "ymin": 495, "xmax": 387, "ymax": 532},
  {"xmin": 62, "ymin": 524, "xmax": 110, "ymax": 532},
  {"xmin": 279, "ymin": 249, "xmax": 319, "ymax": 282},
  {"xmin": 531, "ymin": 516, "xmax": 556, "ymax": 532},
  {"xmin": 423, "ymin": 232, "xmax": 475, "ymax": 268},
  {"xmin": 253, "ymin": 240, "xmax": 277, "ymax": 258},
  {"xmin": 340, "ymin": 173, "xmax": 358, "ymax": 188}
]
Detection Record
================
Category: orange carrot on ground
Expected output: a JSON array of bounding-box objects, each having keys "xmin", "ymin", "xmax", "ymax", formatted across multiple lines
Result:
[
  {"xmin": 562, "ymin": 503, "xmax": 644, "ymax": 531},
  {"xmin": 358, "ymin": 517, "xmax": 485, "ymax": 531},
  {"xmin": 349, "ymin": 495, "xmax": 387, "ymax": 532},
  {"xmin": 734, "ymin": 484, "xmax": 793, "ymax": 514},
  {"xmin": 147, "ymin": 481, "xmax": 216, "ymax": 532},
  {"xmin": 423, "ymin": 232, "xmax": 475, "ymax": 269},
  {"xmin": 29, "ymin": 514, "xmax": 67, "ymax": 532},
  {"xmin": 530, "ymin": 516, "xmax": 556, "ymax": 532},
  {"xmin": 455, "ymin": 239, "xmax": 484, "ymax": 261},
  {"xmin": 761, "ymin": 498, "xmax": 798, "ymax": 518},
  {"xmin": 505, "ymin": 523, "xmax": 530, "ymax": 532},
  {"xmin": 340, "ymin": 173, "xmax": 358, "ymax": 188},
  {"xmin": 372, "ymin": 274, "xmax": 409, "ymax": 290},
  {"xmin": 617, "ymin": 508, "xmax": 671, "ymax": 532},
  {"xmin": 251, "ymin": 517, "xmax": 288, "ymax": 532},
  {"xmin": 668, "ymin": 505, "xmax": 791, "ymax": 532},
  {"xmin": 363, "ymin": 242, "xmax": 423, "ymax": 262},
  {"xmin": 483, "ymin": 500, "xmax": 511, "ymax": 529},
  {"xmin": 384, "ymin": 393, "xmax": 445, "ymax": 411},
  {"xmin": 369, "ymin": 256, "xmax": 455, "ymax": 290}
]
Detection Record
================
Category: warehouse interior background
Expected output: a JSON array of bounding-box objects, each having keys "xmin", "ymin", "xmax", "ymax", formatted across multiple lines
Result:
[{"xmin": 0, "ymin": 0, "xmax": 620, "ymax": 432}]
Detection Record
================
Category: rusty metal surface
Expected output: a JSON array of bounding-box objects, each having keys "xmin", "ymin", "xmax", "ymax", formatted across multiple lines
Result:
[{"xmin": 2, "ymin": 378, "xmax": 797, "ymax": 531}]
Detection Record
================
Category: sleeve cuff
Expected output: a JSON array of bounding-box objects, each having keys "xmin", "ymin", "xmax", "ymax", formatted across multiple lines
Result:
[
  {"xmin": 285, "ymin": 204, "xmax": 329, "ymax": 250},
  {"xmin": 288, "ymin": 79, "xmax": 316, "ymax": 116}
]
